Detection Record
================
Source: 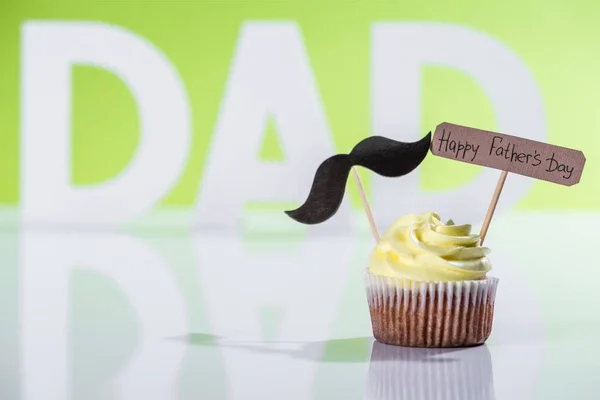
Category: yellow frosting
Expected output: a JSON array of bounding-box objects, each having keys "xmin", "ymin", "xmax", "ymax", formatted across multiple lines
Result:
[{"xmin": 368, "ymin": 211, "xmax": 491, "ymax": 282}]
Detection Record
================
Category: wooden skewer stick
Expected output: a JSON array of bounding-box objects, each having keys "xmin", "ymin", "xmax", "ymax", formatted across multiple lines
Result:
[
  {"xmin": 480, "ymin": 170, "xmax": 508, "ymax": 245},
  {"xmin": 351, "ymin": 167, "xmax": 380, "ymax": 243}
]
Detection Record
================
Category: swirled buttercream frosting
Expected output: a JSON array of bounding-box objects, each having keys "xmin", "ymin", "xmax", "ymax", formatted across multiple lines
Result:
[{"xmin": 368, "ymin": 212, "xmax": 491, "ymax": 282}]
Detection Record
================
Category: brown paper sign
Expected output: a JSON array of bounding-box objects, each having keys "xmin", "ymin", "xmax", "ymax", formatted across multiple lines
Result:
[{"xmin": 430, "ymin": 122, "xmax": 586, "ymax": 186}]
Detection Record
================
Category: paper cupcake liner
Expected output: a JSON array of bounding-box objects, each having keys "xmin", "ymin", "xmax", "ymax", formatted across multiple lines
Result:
[
  {"xmin": 364, "ymin": 270, "xmax": 499, "ymax": 347},
  {"xmin": 365, "ymin": 340, "xmax": 495, "ymax": 400}
]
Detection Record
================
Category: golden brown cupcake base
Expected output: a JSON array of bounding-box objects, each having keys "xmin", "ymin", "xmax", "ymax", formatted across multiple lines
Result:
[{"xmin": 364, "ymin": 271, "xmax": 499, "ymax": 348}]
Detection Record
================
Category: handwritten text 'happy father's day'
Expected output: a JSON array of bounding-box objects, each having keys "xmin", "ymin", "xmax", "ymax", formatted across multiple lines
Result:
[
  {"xmin": 430, "ymin": 123, "xmax": 585, "ymax": 186},
  {"xmin": 437, "ymin": 129, "xmax": 574, "ymax": 180}
]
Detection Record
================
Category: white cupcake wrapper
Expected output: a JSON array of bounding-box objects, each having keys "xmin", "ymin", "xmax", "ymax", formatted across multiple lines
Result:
[{"xmin": 364, "ymin": 270, "xmax": 499, "ymax": 347}]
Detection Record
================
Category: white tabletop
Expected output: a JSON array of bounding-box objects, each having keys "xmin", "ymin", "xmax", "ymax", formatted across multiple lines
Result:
[{"xmin": 4, "ymin": 211, "xmax": 600, "ymax": 399}]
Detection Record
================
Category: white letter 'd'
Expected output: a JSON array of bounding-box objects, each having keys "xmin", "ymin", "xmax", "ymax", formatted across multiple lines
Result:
[
  {"xmin": 372, "ymin": 23, "xmax": 546, "ymax": 227},
  {"xmin": 21, "ymin": 21, "xmax": 191, "ymax": 226}
]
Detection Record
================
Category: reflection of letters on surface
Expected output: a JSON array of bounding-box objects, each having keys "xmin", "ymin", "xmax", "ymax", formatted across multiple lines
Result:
[
  {"xmin": 19, "ymin": 233, "xmax": 188, "ymax": 400},
  {"xmin": 194, "ymin": 234, "xmax": 358, "ymax": 400}
]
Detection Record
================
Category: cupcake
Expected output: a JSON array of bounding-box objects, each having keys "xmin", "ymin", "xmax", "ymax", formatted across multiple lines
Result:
[{"xmin": 364, "ymin": 211, "xmax": 499, "ymax": 348}]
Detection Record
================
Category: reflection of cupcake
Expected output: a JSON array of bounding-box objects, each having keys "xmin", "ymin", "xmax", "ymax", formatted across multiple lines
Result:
[
  {"xmin": 364, "ymin": 212, "xmax": 499, "ymax": 347},
  {"xmin": 365, "ymin": 341, "xmax": 495, "ymax": 399}
]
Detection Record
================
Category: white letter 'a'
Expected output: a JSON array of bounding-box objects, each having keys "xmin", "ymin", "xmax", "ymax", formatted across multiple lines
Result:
[
  {"xmin": 372, "ymin": 23, "xmax": 546, "ymax": 227},
  {"xmin": 195, "ymin": 22, "xmax": 350, "ymax": 231},
  {"xmin": 21, "ymin": 22, "xmax": 191, "ymax": 226}
]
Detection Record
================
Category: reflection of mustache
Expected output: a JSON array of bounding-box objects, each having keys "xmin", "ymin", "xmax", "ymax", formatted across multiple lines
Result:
[
  {"xmin": 366, "ymin": 341, "xmax": 495, "ymax": 400},
  {"xmin": 285, "ymin": 133, "xmax": 431, "ymax": 224}
]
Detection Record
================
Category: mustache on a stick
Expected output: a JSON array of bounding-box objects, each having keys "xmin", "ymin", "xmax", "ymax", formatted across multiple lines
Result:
[{"xmin": 285, "ymin": 133, "xmax": 432, "ymax": 225}]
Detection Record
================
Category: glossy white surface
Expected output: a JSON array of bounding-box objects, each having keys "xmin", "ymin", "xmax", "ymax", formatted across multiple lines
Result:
[{"xmin": 2, "ymin": 212, "xmax": 600, "ymax": 399}]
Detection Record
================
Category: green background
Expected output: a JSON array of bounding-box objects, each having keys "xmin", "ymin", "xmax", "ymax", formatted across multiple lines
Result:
[
  {"xmin": 1, "ymin": 2, "xmax": 599, "ymax": 398},
  {"xmin": 0, "ymin": 0, "xmax": 596, "ymax": 211}
]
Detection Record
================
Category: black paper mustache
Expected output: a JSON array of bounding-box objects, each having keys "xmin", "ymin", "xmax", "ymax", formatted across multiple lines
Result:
[{"xmin": 285, "ymin": 132, "xmax": 432, "ymax": 224}]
